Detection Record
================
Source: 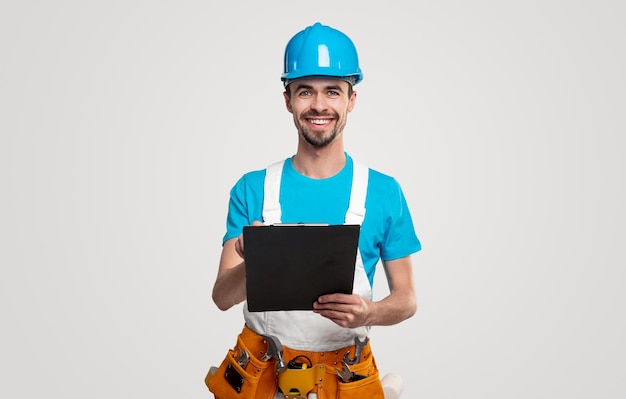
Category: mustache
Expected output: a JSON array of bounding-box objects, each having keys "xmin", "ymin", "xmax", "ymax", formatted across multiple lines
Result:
[{"xmin": 302, "ymin": 111, "xmax": 338, "ymax": 119}]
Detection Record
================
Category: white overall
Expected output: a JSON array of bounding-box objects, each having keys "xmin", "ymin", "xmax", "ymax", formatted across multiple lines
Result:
[{"xmin": 243, "ymin": 159, "xmax": 372, "ymax": 352}]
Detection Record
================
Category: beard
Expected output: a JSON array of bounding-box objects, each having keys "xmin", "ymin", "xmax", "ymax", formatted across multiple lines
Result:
[{"xmin": 298, "ymin": 111, "xmax": 346, "ymax": 148}]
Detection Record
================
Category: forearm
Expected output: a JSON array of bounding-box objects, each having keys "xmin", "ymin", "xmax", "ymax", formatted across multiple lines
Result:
[
  {"xmin": 366, "ymin": 287, "xmax": 417, "ymax": 326},
  {"xmin": 212, "ymin": 261, "xmax": 246, "ymax": 311},
  {"xmin": 366, "ymin": 256, "xmax": 417, "ymax": 326}
]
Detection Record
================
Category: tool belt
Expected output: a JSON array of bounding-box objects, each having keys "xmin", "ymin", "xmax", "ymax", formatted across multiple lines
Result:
[{"xmin": 206, "ymin": 324, "xmax": 385, "ymax": 399}]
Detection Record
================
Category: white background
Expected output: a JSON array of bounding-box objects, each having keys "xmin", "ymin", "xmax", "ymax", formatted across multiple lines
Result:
[{"xmin": 1, "ymin": 1, "xmax": 624, "ymax": 398}]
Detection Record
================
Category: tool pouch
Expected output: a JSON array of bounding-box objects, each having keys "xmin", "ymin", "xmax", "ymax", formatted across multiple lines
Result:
[
  {"xmin": 336, "ymin": 371, "xmax": 384, "ymax": 399},
  {"xmin": 207, "ymin": 335, "xmax": 277, "ymax": 399},
  {"xmin": 320, "ymin": 355, "xmax": 384, "ymax": 399}
]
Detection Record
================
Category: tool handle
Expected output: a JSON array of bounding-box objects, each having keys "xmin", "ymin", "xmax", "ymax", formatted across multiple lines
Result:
[{"xmin": 262, "ymin": 334, "xmax": 284, "ymax": 354}]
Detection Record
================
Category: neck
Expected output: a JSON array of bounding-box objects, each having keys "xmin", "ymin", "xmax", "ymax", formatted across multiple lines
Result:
[{"xmin": 293, "ymin": 142, "xmax": 346, "ymax": 179}]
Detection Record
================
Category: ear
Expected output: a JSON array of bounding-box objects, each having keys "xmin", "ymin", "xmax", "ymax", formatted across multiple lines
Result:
[
  {"xmin": 283, "ymin": 91, "xmax": 293, "ymax": 113},
  {"xmin": 347, "ymin": 91, "xmax": 357, "ymax": 113}
]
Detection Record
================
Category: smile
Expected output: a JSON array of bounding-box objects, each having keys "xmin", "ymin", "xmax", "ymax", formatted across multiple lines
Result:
[{"xmin": 308, "ymin": 119, "xmax": 332, "ymax": 125}]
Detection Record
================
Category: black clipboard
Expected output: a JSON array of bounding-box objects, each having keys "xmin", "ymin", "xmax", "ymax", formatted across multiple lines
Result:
[{"xmin": 243, "ymin": 224, "xmax": 360, "ymax": 312}]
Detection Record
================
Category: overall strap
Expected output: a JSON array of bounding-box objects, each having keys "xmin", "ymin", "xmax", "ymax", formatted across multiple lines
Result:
[
  {"xmin": 345, "ymin": 160, "xmax": 369, "ymax": 225},
  {"xmin": 262, "ymin": 159, "xmax": 285, "ymax": 225}
]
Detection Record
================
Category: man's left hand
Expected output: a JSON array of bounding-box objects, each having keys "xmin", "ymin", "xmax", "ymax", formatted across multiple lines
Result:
[{"xmin": 312, "ymin": 293, "xmax": 371, "ymax": 328}]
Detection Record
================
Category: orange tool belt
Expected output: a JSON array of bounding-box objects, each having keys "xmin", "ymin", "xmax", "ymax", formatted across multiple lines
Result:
[{"xmin": 206, "ymin": 324, "xmax": 385, "ymax": 399}]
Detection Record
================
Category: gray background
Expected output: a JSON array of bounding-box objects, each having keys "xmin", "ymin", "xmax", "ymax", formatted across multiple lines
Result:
[{"xmin": 1, "ymin": 1, "xmax": 624, "ymax": 398}]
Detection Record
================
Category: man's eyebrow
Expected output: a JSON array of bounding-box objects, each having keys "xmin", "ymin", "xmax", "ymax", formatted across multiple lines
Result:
[
  {"xmin": 325, "ymin": 84, "xmax": 344, "ymax": 92},
  {"xmin": 293, "ymin": 83, "xmax": 344, "ymax": 92},
  {"xmin": 294, "ymin": 83, "xmax": 313, "ymax": 91}
]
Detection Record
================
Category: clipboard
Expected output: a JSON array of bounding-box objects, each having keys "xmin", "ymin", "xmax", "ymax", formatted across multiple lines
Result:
[{"xmin": 243, "ymin": 224, "xmax": 360, "ymax": 312}]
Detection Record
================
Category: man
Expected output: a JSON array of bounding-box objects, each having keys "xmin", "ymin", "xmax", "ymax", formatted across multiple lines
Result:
[{"xmin": 207, "ymin": 22, "xmax": 421, "ymax": 399}]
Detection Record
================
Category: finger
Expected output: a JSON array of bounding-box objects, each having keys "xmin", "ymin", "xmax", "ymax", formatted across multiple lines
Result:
[
  {"xmin": 314, "ymin": 301, "xmax": 351, "ymax": 314},
  {"xmin": 318, "ymin": 293, "xmax": 357, "ymax": 305},
  {"xmin": 315, "ymin": 309, "xmax": 355, "ymax": 327},
  {"xmin": 235, "ymin": 236, "xmax": 244, "ymax": 258}
]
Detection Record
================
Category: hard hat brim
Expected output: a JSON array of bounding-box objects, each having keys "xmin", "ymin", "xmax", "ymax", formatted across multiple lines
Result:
[{"xmin": 281, "ymin": 74, "xmax": 361, "ymax": 87}]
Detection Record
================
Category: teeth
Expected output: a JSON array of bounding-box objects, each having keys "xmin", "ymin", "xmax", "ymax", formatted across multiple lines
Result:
[{"xmin": 310, "ymin": 119, "xmax": 330, "ymax": 125}]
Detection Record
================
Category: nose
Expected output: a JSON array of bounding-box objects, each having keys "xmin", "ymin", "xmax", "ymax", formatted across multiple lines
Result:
[{"xmin": 311, "ymin": 94, "xmax": 328, "ymax": 112}]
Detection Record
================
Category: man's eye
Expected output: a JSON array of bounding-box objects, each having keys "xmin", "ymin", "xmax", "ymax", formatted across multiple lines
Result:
[
  {"xmin": 328, "ymin": 91, "xmax": 340, "ymax": 96},
  {"xmin": 298, "ymin": 90, "xmax": 311, "ymax": 96}
]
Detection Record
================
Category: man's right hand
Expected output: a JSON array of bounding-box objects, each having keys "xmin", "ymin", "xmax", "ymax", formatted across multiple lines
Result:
[
  {"xmin": 234, "ymin": 220, "xmax": 264, "ymax": 259},
  {"xmin": 212, "ymin": 220, "xmax": 264, "ymax": 311}
]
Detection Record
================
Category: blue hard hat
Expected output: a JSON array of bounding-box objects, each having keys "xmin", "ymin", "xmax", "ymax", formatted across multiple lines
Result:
[{"xmin": 281, "ymin": 22, "xmax": 363, "ymax": 85}]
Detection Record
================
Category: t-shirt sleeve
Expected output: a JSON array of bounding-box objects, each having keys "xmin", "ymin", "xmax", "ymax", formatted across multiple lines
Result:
[
  {"xmin": 380, "ymin": 179, "xmax": 422, "ymax": 261},
  {"xmin": 222, "ymin": 171, "xmax": 265, "ymax": 245}
]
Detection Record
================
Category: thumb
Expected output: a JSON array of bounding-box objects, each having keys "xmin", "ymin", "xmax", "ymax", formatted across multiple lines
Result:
[{"xmin": 236, "ymin": 221, "xmax": 265, "ymax": 258}]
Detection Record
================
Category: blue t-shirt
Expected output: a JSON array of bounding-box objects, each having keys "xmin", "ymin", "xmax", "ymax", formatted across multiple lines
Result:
[{"xmin": 223, "ymin": 154, "xmax": 421, "ymax": 286}]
